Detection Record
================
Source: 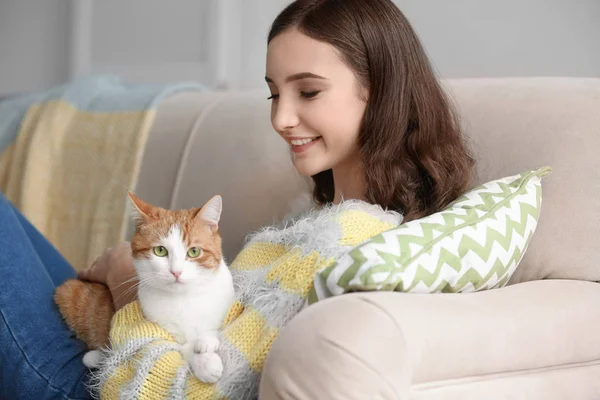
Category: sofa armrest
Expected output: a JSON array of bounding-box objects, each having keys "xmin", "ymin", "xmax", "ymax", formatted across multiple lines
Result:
[
  {"xmin": 260, "ymin": 280, "xmax": 600, "ymax": 400},
  {"xmin": 384, "ymin": 279, "xmax": 600, "ymax": 383}
]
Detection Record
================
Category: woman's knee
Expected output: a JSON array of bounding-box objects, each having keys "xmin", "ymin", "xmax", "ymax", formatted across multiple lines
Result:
[{"xmin": 259, "ymin": 293, "xmax": 411, "ymax": 400}]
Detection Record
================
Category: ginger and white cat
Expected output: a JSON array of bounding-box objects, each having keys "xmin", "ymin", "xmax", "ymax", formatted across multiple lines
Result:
[{"xmin": 55, "ymin": 193, "xmax": 235, "ymax": 383}]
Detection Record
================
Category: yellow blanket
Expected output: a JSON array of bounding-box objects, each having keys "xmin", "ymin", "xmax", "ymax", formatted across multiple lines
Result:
[{"xmin": 0, "ymin": 76, "xmax": 201, "ymax": 269}]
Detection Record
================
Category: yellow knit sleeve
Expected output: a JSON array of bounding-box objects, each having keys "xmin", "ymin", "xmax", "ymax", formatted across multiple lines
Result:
[
  {"xmin": 108, "ymin": 300, "xmax": 175, "ymax": 347},
  {"xmin": 99, "ymin": 301, "xmax": 187, "ymax": 399},
  {"xmin": 97, "ymin": 301, "xmax": 225, "ymax": 399}
]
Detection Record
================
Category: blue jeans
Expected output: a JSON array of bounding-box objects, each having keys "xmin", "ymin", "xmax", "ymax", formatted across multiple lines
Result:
[{"xmin": 0, "ymin": 192, "xmax": 91, "ymax": 399}]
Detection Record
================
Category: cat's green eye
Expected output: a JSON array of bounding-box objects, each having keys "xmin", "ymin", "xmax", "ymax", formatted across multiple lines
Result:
[
  {"xmin": 153, "ymin": 246, "xmax": 168, "ymax": 257},
  {"xmin": 187, "ymin": 247, "xmax": 202, "ymax": 258}
]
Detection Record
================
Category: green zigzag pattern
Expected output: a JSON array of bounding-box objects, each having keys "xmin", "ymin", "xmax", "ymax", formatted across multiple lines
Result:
[
  {"xmin": 359, "ymin": 182, "xmax": 542, "ymax": 292},
  {"xmin": 310, "ymin": 167, "xmax": 551, "ymax": 303}
]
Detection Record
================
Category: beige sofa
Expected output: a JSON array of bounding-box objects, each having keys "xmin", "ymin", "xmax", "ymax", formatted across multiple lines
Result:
[{"xmin": 134, "ymin": 78, "xmax": 600, "ymax": 399}]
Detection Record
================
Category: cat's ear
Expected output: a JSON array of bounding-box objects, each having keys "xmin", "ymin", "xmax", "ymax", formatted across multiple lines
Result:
[
  {"xmin": 195, "ymin": 195, "xmax": 222, "ymax": 230},
  {"xmin": 128, "ymin": 191, "xmax": 159, "ymax": 223}
]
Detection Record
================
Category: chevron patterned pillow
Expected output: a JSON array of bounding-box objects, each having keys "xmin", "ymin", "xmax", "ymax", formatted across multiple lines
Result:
[{"xmin": 309, "ymin": 166, "xmax": 552, "ymax": 303}]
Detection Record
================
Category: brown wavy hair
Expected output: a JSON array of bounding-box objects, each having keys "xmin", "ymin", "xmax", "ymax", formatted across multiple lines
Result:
[{"xmin": 268, "ymin": 0, "xmax": 475, "ymax": 222}]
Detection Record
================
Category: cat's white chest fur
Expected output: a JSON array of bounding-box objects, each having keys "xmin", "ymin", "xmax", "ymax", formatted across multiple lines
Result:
[{"xmin": 138, "ymin": 262, "xmax": 234, "ymax": 344}]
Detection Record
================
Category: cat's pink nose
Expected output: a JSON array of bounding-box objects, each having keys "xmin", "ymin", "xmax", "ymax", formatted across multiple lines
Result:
[{"xmin": 171, "ymin": 271, "xmax": 182, "ymax": 280}]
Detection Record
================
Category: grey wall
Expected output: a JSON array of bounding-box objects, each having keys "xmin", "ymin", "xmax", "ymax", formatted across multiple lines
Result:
[
  {"xmin": 0, "ymin": 0, "xmax": 70, "ymax": 95},
  {"xmin": 396, "ymin": 0, "xmax": 600, "ymax": 78},
  {"xmin": 240, "ymin": 0, "xmax": 290, "ymax": 89},
  {"xmin": 238, "ymin": 0, "xmax": 600, "ymax": 88},
  {"xmin": 0, "ymin": 0, "xmax": 598, "ymax": 95}
]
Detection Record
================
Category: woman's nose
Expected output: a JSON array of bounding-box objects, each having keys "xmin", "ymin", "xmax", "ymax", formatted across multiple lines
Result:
[{"xmin": 272, "ymin": 98, "xmax": 300, "ymax": 133}]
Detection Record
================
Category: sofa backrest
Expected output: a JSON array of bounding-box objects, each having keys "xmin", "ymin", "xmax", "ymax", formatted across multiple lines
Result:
[
  {"xmin": 137, "ymin": 78, "xmax": 600, "ymax": 283},
  {"xmin": 446, "ymin": 78, "xmax": 599, "ymax": 284}
]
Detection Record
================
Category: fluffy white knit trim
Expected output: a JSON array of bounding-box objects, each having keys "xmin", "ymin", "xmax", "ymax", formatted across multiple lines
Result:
[{"xmin": 247, "ymin": 199, "xmax": 402, "ymax": 259}]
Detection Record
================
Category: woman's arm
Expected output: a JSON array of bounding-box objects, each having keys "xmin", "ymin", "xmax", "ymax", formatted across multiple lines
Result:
[{"xmin": 78, "ymin": 241, "xmax": 138, "ymax": 311}]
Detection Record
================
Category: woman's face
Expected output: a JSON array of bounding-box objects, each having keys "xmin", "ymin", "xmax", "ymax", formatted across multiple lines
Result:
[{"xmin": 265, "ymin": 28, "xmax": 367, "ymax": 177}]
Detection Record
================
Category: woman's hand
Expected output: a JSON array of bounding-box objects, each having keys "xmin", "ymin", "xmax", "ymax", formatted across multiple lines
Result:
[{"xmin": 78, "ymin": 241, "xmax": 138, "ymax": 311}]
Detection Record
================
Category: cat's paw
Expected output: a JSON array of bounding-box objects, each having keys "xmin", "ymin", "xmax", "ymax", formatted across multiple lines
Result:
[
  {"xmin": 194, "ymin": 335, "xmax": 220, "ymax": 354},
  {"xmin": 82, "ymin": 350, "xmax": 103, "ymax": 369},
  {"xmin": 191, "ymin": 352, "xmax": 223, "ymax": 384}
]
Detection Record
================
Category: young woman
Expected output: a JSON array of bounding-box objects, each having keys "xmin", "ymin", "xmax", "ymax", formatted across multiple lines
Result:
[{"xmin": 0, "ymin": 0, "xmax": 473, "ymax": 398}]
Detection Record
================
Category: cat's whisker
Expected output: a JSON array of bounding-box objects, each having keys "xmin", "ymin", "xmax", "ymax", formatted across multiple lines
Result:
[
  {"xmin": 110, "ymin": 274, "xmax": 140, "ymax": 291},
  {"xmin": 113, "ymin": 278, "xmax": 148, "ymax": 304},
  {"xmin": 115, "ymin": 275, "xmax": 158, "ymax": 302},
  {"xmin": 109, "ymin": 275, "xmax": 144, "ymax": 305},
  {"xmin": 117, "ymin": 280, "xmax": 144, "ymax": 297},
  {"xmin": 122, "ymin": 274, "xmax": 141, "ymax": 284}
]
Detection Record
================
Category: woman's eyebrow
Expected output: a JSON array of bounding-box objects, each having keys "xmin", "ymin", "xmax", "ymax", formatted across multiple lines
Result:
[{"xmin": 265, "ymin": 72, "xmax": 327, "ymax": 84}]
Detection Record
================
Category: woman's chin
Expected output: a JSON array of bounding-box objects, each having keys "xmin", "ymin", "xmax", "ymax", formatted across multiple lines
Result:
[
  {"xmin": 293, "ymin": 161, "xmax": 326, "ymax": 178},
  {"xmin": 295, "ymin": 169, "xmax": 313, "ymax": 177}
]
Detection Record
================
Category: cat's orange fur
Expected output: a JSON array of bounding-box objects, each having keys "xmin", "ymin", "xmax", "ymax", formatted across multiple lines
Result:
[
  {"xmin": 54, "ymin": 192, "xmax": 223, "ymax": 350},
  {"xmin": 54, "ymin": 280, "xmax": 114, "ymax": 349}
]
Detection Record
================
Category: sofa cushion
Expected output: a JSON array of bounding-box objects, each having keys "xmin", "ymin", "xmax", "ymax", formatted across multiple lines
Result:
[{"xmin": 311, "ymin": 167, "xmax": 550, "ymax": 301}]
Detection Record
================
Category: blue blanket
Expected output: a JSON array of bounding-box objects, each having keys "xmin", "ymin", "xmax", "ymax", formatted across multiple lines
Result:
[{"xmin": 0, "ymin": 75, "xmax": 204, "ymax": 154}]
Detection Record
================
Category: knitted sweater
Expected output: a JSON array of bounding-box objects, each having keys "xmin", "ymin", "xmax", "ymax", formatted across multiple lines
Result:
[{"xmin": 91, "ymin": 201, "xmax": 402, "ymax": 399}]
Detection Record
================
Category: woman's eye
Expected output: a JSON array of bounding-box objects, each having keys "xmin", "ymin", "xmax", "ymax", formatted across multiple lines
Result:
[
  {"xmin": 267, "ymin": 94, "xmax": 279, "ymax": 101},
  {"xmin": 153, "ymin": 246, "xmax": 168, "ymax": 257},
  {"xmin": 187, "ymin": 247, "xmax": 203, "ymax": 258},
  {"xmin": 301, "ymin": 91, "xmax": 320, "ymax": 99}
]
